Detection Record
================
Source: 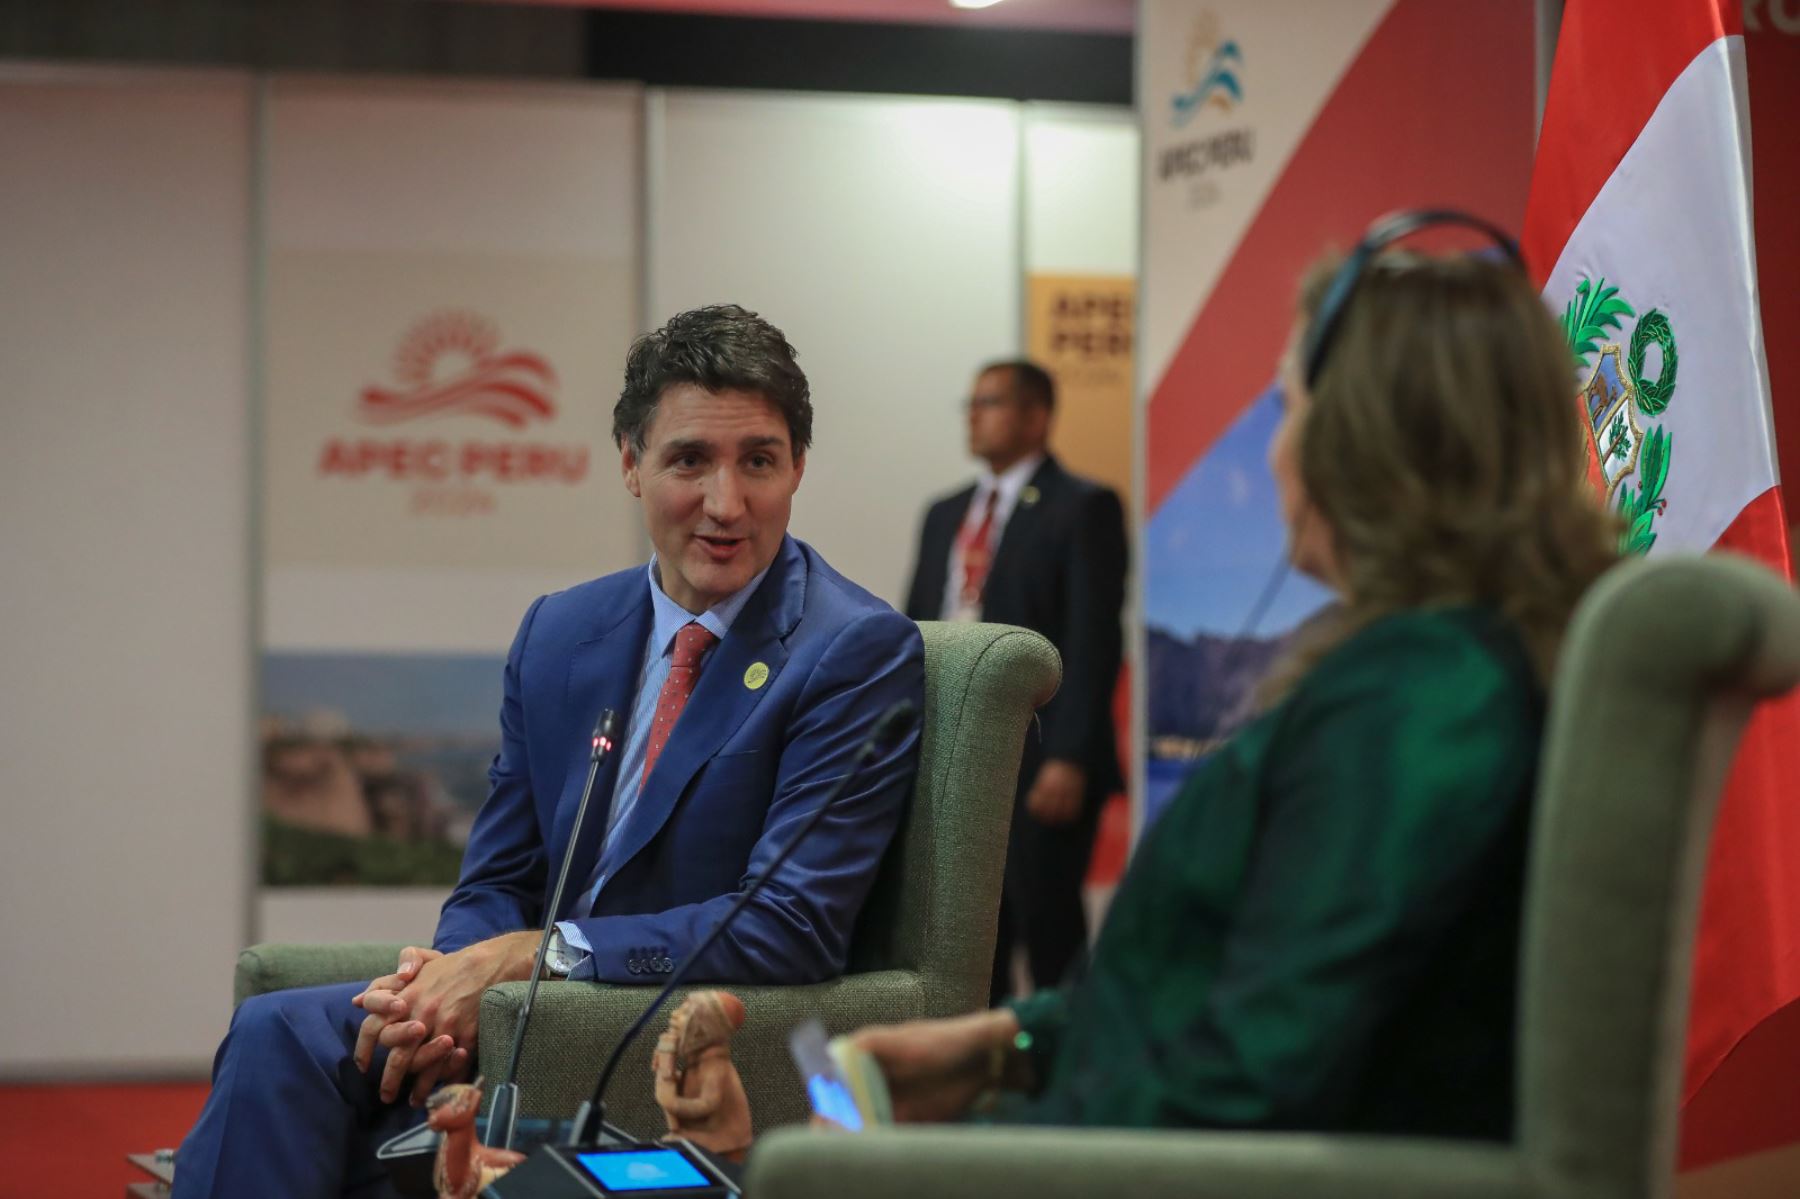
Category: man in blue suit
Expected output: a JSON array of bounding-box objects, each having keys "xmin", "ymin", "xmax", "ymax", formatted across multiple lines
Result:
[{"xmin": 174, "ymin": 305, "xmax": 925, "ymax": 1198}]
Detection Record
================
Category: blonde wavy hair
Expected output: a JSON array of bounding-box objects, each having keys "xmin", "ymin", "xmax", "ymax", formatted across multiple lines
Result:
[{"xmin": 1264, "ymin": 250, "xmax": 1619, "ymax": 698}]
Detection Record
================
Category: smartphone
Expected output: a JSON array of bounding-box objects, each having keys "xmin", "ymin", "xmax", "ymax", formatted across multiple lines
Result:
[{"xmin": 787, "ymin": 1019, "xmax": 866, "ymax": 1131}]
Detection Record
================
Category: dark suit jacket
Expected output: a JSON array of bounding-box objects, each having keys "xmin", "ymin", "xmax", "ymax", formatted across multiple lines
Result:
[
  {"xmin": 905, "ymin": 456, "xmax": 1127, "ymax": 795},
  {"xmin": 435, "ymin": 535, "xmax": 925, "ymax": 984}
]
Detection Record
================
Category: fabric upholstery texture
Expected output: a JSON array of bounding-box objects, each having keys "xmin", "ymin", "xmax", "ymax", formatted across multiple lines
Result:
[
  {"xmin": 233, "ymin": 621, "xmax": 1060, "ymax": 1139},
  {"xmin": 746, "ymin": 554, "xmax": 1800, "ymax": 1199}
]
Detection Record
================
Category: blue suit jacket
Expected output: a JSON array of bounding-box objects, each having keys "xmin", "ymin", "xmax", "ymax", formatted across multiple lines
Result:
[{"xmin": 433, "ymin": 536, "xmax": 925, "ymax": 985}]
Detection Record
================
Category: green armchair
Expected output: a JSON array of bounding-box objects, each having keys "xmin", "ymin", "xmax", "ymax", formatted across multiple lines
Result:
[
  {"xmin": 234, "ymin": 620, "xmax": 1060, "ymax": 1137},
  {"xmin": 747, "ymin": 553, "xmax": 1800, "ymax": 1199}
]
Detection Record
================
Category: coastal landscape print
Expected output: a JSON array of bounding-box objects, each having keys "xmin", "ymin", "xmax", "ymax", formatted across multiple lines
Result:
[
  {"xmin": 1144, "ymin": 386, "xmax": 1332, "ymax": 824},
  {"xmin": 260, "ymin": 652, "xmax": 503, "ymax": 885}
]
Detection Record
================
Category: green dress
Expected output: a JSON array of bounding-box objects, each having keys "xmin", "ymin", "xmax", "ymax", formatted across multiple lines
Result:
[{"xmin": 1004, "ymin": 606, "xmax": 1542, "ymax": 1140}]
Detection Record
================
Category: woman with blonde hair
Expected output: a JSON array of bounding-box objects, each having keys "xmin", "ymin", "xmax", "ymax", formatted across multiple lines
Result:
[{"xmin": 842, "ymin": 214, "xmax": 1620, "ymax": 1141}]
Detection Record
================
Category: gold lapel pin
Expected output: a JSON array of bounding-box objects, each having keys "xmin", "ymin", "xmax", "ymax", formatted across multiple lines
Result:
[
  {"xmin": 744, "ymin": 662, "xmax": 771, "ymax": 691},
  {"xmin": 1021, "ymin": 485, "xmax": 1041, "ymax": 506}
]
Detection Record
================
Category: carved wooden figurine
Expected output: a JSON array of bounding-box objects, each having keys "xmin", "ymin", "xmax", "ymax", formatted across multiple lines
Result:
[
  {"xmin": 651, "ymin": 989, "xmax": 752, "ymax": 1161},
  {"xmin": 428, "ymin": 1078, "xmax": 525, "ymax": 1199}
]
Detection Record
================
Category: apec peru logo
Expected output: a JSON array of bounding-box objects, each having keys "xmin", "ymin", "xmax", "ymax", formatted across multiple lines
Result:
[
  {"xmin": 1158, "ymin": 11, "xmax": 1254, "ymax": 211},
  {"xmin": 317, "ymin": 309, "xmax": 589, "ymax": 516},
  {"xmin": 358, "ymin": 310, "xmax": 557, "ymax": 430},
  {"xmin": 1170, "ymin": 12, "xmax": 1243, "ymax": 127}
]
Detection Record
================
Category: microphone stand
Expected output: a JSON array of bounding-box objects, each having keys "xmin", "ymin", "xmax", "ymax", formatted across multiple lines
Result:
[
  {"xmin": 566, "ymin": 698, "xmax": 917, "ymax": 1148},
  {"xmin": 489, "ymin": 708, "xmax": 621, "ymax": 1152}
]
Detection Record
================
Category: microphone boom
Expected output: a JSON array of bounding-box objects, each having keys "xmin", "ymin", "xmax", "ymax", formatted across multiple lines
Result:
[
  {"xmin": 489, "ymin": 707, "xmax": 621, "ymax": 1151},
  {"xmin": 566, "ymin": 697, "xmax": 918, "ymax": 1147}
]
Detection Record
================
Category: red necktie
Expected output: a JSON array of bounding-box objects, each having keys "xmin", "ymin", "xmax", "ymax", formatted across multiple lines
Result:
[
  {"xmin": 641, "ymin": 622, "xmax": 719, "ymax": 786},
  {"xmin": 959, "ymin": 488, "xmax": 1001, "ymax": 608}
]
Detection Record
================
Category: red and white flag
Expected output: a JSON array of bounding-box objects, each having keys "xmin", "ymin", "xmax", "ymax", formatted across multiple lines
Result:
[{"xmin": 1524, "ymin": 0, "xmax": 1800, "ymax": 1168}]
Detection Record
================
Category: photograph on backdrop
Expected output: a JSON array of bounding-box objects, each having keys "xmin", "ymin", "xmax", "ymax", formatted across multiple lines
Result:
[
  {"xmin": 1142, "ymin": 385, "xmax": 1331, "ymax": 822},
  {"xmin": 260, "ymin": 652, "xmax": 501, "ymax": 885}
]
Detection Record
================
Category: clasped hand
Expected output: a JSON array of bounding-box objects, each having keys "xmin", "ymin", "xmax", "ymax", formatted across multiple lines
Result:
[{"xmin": 351, "ymin": 932, "xmax": 537, "ymax": 1107}]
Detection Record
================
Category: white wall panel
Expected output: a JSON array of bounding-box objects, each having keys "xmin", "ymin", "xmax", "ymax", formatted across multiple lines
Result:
[
  {"xmin": 1024, "ymin": 105, "xmax": 1139, "ymax": 274},
  {"xmin": 650, "ymin": 91, "xmax": 1021, "ymax": 604},
  {"xmin": 257, "ymin": 888, "xmax": 449, "ymax": 947},
  {"xmin": 0, "ymin": 69, "xmax": 254, "ymax": 1073},
  {"xmin": 267, "ymin": 79, "xmax": 639, "ymax": 259}
]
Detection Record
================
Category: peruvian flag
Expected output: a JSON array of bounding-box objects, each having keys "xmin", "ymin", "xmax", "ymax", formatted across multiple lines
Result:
[{"xmin": 1524, "ymin": 0, "xmax": 1800, "ymax": 1170}]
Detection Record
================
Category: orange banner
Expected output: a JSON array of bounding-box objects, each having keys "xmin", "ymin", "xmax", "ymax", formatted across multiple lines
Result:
[{"xmin": 1027, "ymin": 273, "xmax": 1135, "ymax": 503}]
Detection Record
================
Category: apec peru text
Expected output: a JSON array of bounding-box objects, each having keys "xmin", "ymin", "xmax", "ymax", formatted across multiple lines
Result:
[{"xmin": 318, "ymin": 438, "xmax": 590, "ymax": 484}]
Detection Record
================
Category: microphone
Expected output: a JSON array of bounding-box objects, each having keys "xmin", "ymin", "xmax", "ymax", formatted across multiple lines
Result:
[
  {"xmin": 488, "ymin": 707, "xmax": 622, "ymax": 1152},
  {"xmin": 564, "ymin": 696, "xmax": 919, "ymax": 1148}
]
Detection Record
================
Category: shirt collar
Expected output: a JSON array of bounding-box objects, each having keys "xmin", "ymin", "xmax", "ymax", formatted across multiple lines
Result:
[
  {"xmin": 645, "ymin": 555, "xmax": 773, "ymax": 658},
  {"xmin": 977, "ymin": 451, "xmax": 1046, "ymax": 509}
]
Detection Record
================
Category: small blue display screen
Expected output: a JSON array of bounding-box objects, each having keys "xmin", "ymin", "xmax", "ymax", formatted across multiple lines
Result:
[
  {"xmin": 806, "ymin": 1074, "xmax": 865, "ymax": 1131},
  {"xmin": 574, "ymin": 1148, "xmax": 712, "ymax": 1191}
]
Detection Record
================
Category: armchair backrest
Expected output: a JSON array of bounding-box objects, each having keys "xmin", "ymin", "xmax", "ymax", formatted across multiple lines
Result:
[
  {"xmin": 846, "ymin": 622, "xmax": 1061, "ymax": 1015},
  {"xmin": 1518, "ymin": 554, "xmax": 1800, "ymax": 1199}
]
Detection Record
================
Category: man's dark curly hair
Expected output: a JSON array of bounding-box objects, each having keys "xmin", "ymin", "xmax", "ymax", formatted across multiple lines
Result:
[{"xmin": 613, "ymin": 304, "xmax": 812, "ymax": 455}]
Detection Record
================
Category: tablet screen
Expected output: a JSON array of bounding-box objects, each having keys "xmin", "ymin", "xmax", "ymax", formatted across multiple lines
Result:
[{"xmin": 573, "ymin": 1148, "xmax": 713, "ymax": 1191}]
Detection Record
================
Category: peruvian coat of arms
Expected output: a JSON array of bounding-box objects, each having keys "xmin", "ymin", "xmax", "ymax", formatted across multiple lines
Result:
[{"xmin": 1561, "ymin": 277, "xmax": 1679, "ymax": 554}]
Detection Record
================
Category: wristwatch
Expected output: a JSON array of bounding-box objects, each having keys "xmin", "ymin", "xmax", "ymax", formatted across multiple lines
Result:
[{"xmin": 543, "ymin": 926, "xmax": 582, "ymax": 978}]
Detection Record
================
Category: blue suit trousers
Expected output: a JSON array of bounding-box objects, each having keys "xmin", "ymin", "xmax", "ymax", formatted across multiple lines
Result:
[{"xmin": 173, "ymin": 982, "xmax": 423, "ymax": 1199}]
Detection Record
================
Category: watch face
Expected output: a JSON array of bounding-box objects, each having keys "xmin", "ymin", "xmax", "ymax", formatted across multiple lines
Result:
[{"xmin": 545, "ymin": 929, "xmax": 576, "ymax": 975}]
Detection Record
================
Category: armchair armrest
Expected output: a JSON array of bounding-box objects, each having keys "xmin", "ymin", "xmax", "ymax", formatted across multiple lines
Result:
[
  {"xmin": 234, "ymin": 942, "xmax": 408, "ymax": 1006},
  {"xmin": 232, "ymin": 945, "xmax": 934, "ymax": 1141},
  {"xmin": 477, "ymin": 970, "xmax": 926, "ymax": 1136},
  {"xmin": 745, "ymin": 1125, "xmax": 1529, "ymax": 1199}
]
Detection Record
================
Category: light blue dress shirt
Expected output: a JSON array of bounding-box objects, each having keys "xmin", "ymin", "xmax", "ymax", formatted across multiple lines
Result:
[{"xmin": 554, "ymin": 556, "xmax": 772, "ymax": 977}]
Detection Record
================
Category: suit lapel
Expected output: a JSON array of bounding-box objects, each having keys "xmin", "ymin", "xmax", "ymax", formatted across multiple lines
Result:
[
  {"xmin": 593, "ymin": 537, "xmax": 808, "ymax": 895},
  {"xmin": 548, "ymin": 589, "xmax": 652, "ymax": 919},
  {"xmin": 944, "ymin": 486, "xmax": 978, "ymax": 540},
  {"xmin": 987, "ymin": 456, "xmax": 1059, "ymax": 586}
]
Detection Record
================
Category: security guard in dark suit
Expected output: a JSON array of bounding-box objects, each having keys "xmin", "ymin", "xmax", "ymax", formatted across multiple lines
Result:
[{"xmin": 905, "ymin": 360, "xmax": 1128, "ymax": 1001}]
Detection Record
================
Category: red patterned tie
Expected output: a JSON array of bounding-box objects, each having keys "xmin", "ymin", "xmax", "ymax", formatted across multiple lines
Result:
[
  {"xmin": 641, "ymin": 622, "xmax": 719, "ymax": 786},
  {"xmin": 959, "ymin": 488, "xmax": 1001, "ymax": 608}
]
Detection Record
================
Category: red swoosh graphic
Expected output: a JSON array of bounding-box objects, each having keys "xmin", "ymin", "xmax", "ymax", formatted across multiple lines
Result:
[{"xmin": 358, "ymin": 353, "xmax": 558, "ymax": 428}]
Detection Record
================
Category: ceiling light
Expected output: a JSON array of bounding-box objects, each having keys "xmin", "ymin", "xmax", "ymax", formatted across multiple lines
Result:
[{"xmin": 950, "ymin": 0, "xmax": 1008, "ymax": 9}]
